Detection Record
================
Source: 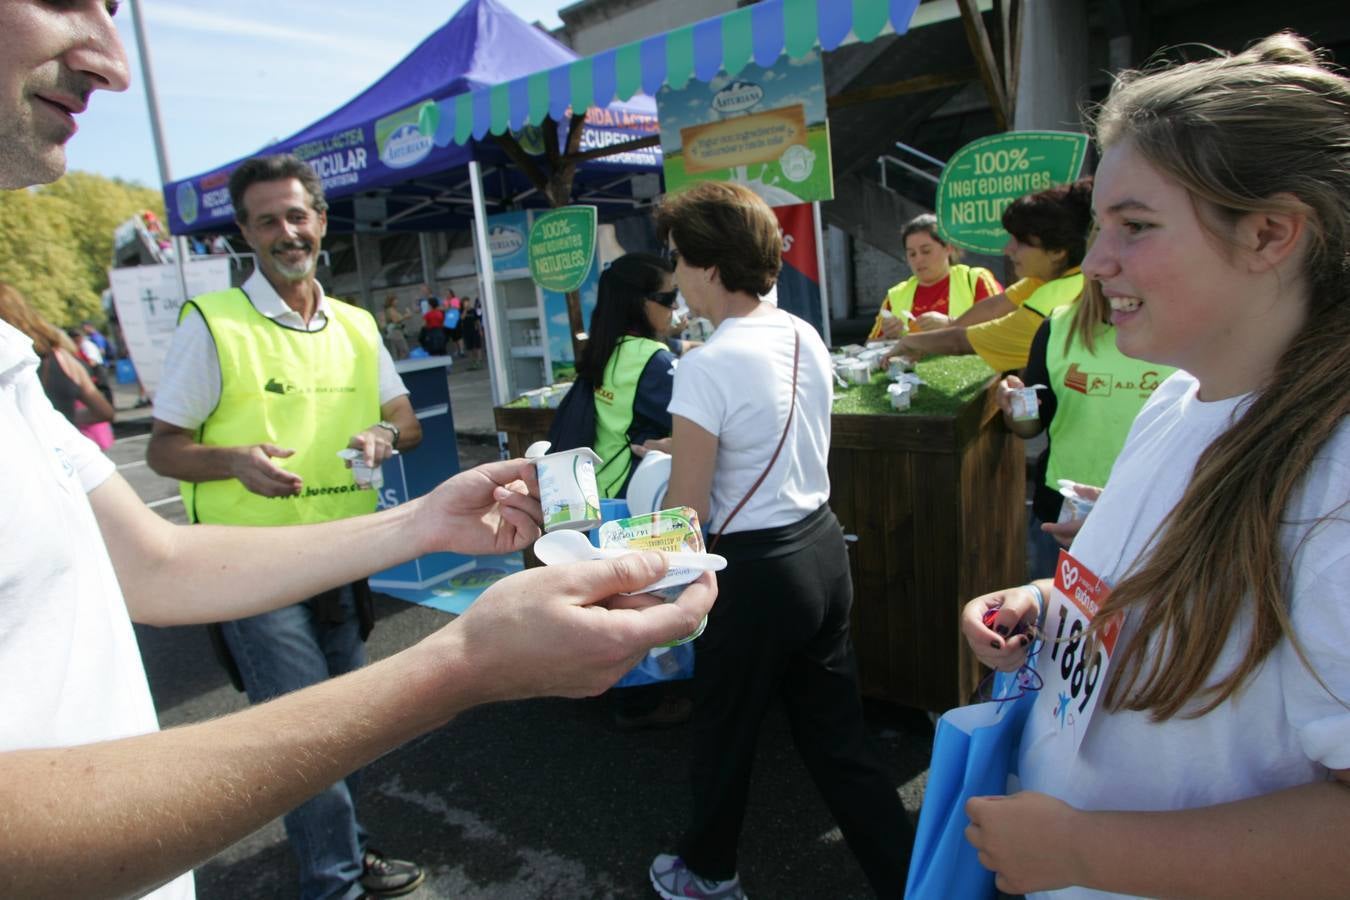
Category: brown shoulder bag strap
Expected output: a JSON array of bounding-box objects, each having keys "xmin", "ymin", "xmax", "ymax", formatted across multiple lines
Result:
[{"xmin": 710, "ymin": 325, "xmax": 801, "ymax": 551}]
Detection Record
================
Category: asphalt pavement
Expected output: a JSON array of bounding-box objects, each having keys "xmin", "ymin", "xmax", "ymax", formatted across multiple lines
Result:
[{"xmin": 109, "ymin": 366, "xmax": 935, "ymax": 899}]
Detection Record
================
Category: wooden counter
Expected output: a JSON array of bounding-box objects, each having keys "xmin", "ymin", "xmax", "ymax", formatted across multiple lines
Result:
[{"xmin": 494, "ymin": 368, "xmax": 1024, "ymax": 712}]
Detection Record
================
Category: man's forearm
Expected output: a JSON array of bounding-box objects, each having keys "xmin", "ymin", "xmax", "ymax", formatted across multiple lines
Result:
[
  {"xmin": 91, "ymin": 474, "xmax": 425, "ymax": 626},
  {"xmin": 952, "ymin": 293, "xmax": 1014, "ymax": 328},
  {"xmin": 146, "ymin": 428, "xmax": 241, "ymax": 482},
  {"xmin": 0, "ymin": 639, "xmax": 467, "ymax": 899},
  {"xmin": 903, "ymin": 326, "xmax": 975, "ymax": 358}
]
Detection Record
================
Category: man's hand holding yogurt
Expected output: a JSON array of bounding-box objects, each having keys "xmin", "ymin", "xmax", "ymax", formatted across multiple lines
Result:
[
  {"xmin": 349, "ymin": 424, "xmax": 398, "ymax": 467},
  {"xmin": 411, "ymin": 458, "xmax": 544, "ymax": 557},
  {"xmin": 440, "ymin": 559, "xmax": 717, "ymax": 703},
  {"xmin": 401, "ymin": 458, "xmax": 718, "ymax": 701}
]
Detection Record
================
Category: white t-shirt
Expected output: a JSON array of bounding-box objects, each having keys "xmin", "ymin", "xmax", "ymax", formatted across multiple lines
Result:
[
  {"xmin": 0, "ymin": 321, "xmax": 195, "ymax": 900},
  {"xmin": 154, "ymin": 270, "xmax": 406, "ymax": 430},
  {"xmin": 668, "ymin": 309, "xmax": 831, "ymax": 533},
  {"xmin": 1021, "ymin": 372, "xmax": 1350, "ymax": 900}
]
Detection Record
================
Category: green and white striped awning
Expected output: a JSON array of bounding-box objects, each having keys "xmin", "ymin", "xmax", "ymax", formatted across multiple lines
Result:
[{"xmin": 431, "ymin": 0, "xmax": 921, "ymax": 146}]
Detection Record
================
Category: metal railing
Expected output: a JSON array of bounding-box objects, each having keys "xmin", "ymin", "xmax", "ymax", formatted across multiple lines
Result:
[{"xmin": 877, "ymin": 141, "xmax": 947, "ymax": 192}]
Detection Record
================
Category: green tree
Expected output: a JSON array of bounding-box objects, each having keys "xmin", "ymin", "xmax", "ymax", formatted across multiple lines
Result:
[
  {"xmin": 41, "ymin": 172, "xmax": 166, "ymax": 297},
  {"xmin": 0, "ymin": 171, "xmax": 165, "ymax": 327},
  {"xmin": 0, "ymin": 188, "xmax": 98, "ymax": 325}
]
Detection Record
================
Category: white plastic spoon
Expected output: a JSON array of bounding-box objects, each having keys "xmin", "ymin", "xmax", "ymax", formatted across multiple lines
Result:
[
  {"xmin": 524, "ymin": 440, "xmax": 552, "ymax": 459},
  {"xmin": 534, "ymin": 528, "xmax": 727, "ymax": 572}
]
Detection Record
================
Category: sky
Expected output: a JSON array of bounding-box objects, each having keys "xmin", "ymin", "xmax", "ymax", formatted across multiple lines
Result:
[{"xmin": 66, "ymin": 0, "xmax": 569, "ymax": 190}]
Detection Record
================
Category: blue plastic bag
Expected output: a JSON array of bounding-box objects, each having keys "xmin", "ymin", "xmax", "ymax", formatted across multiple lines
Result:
[
  {"xmin": 614, "ymin": 641, "xmax": 694, "ymax": 687},
  {"xmin": 905, "ymin": 672, "xmax": 1036, "ymax": 899}
]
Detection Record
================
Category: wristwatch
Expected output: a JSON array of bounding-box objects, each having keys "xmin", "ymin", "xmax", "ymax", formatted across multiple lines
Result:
[{"xmin": 374, "ymin": 420, "xmax": 400, "ymax": 448}]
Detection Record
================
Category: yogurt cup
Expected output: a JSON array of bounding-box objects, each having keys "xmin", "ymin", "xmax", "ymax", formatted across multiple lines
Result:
[
  {"xmin": 536, "ymin": 447, "xmax": 602, "ymax": 532},
  {"xmin": 838, "ymin": 359, "xmax": 871, "ymax": 385},
  {"xmin": 1057, "ymin": 480, "xmax": 1098, "ymax": 522},
  {"xmin": 336, "ymin": 448, "xmax": 388, "ymax": 490},
  {"xmin": 1009, "ymin": 386, "xmax": 1041, "ymax": 421},
  {"xmin": 598, "ymin": 506, "xmax": 710, "ymax": 645},
  {"xmin": 887, "ymin": 356, "xmax": 915, "ymax": 379},
  {"xmin": 857, "ymin": 349, "xmax": 887, "ymax": 371},
  {"xmin": 897, "ymin": 372, "xmax": 924, "ymax": 396},
  {"xmin": 887, "ymin": 382, "xmax": 913, "ymax": 411}
]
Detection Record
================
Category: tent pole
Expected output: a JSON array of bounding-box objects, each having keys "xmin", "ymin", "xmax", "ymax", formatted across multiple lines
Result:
[
  {"xmin": 128, "ymin": 0, "xmax": 190, "ymax": 324},
  {"xmin": 813, "ymin": 202, "xmax": 831, "ymax": 347},
  {"xmin": 468, "ymin": 160, "xmax": 509, "ymax": 409}
]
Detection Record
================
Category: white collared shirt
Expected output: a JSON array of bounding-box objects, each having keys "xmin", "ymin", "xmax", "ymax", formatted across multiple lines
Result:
[{"xmin": 153, "ymin": 271, "xmax": 406, "ymax": 430}]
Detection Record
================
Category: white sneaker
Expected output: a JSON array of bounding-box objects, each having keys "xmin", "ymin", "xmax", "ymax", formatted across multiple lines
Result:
[{"xmin": 649, "ymin": 853, "xmax": 747, "ymax": 899}]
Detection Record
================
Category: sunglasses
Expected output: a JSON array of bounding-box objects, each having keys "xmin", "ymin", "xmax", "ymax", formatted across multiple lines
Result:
[{"xmin": 647, "ymin": 290, "xmax": 679, "ymax": 308}]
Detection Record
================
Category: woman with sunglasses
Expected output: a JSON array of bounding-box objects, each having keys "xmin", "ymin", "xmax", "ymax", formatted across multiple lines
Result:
[{"xmin": 575, "ymin": 252, "xmax": 680, "ymax": 499}]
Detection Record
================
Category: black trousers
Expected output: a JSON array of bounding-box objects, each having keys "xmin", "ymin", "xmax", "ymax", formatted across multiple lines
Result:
[{"xmin": 678, "ymin": 505, "xmax": 912, "ymax": 897}]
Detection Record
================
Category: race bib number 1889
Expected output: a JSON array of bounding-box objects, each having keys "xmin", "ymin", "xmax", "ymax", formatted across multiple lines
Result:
[{"xmin": 1043, "ymin": 549, "xmax": 1122, "ymax": 751}]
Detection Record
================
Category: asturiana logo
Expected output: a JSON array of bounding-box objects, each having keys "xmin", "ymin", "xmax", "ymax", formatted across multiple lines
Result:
[
  {"xmin": 380, "ymin": 122, "xmax": 433, "ymax": 169},
  {"xmin": 712, "ymin": 81, "xmax": 764, "ymax": 116},
  {"xmin": 176, "ymin": 181, "xmax": 200, "ymax": 226},
  {"xmin": 489, "ymin": 226, "xmax": 525, "ymax": 258}
]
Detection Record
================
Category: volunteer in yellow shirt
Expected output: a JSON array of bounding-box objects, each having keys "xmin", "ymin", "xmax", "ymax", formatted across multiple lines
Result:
[{"xmin": 884, "ymin": 179, "xmax": 1094, "ymax": 371}]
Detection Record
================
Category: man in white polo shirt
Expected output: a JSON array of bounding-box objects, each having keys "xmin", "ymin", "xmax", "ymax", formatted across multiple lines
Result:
[{"xmin": 148, "ymin": 153, "xmax": 425, "ymax": 900}]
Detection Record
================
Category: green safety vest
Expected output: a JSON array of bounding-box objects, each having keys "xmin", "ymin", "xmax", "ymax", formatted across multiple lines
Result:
[
  {"xmin": 592, "ymin": 335, "xmax": 668, "ymax": 499},
  {"xmin": 885, "ymin": 264, "xmax": 989, "ymax": 319},
  {"xmin": 180, "ymin": 288, "xmax": 382, "ymax": 526},
  {"xmin": 1022, "ymin": 268, "xmax": 1084, "ymax": 318},
  {"xmin": 1043, "ymin": 303, "xmax": 1176, "ymax": 490}
]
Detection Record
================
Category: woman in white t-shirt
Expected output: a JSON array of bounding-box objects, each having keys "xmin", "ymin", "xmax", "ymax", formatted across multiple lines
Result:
[
  {"xmin": 959, "ymin": 33, "xmax": 1350, "ymax": 898},
  {"xmin": 642, "ymin": 182, "xmax": 911, "ymax": 900}
]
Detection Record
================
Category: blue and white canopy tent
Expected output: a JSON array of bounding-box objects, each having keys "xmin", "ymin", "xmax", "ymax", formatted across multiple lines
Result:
[{"xmin": 162, "ymin": 0, "xmax": 926, "ymax": 401}]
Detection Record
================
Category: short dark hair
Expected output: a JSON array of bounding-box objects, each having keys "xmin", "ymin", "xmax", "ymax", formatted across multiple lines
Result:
[
  {"xmin": 1000, "ymin": 177, "xmax": 1094, "ymax": 267},
  {"xmin": 229, "ymin": 154, "xmax": 327, "ymax": 225},
  {"xmin": 576, "ymin": 253, "xmax": 673, "ymax": 387},
  {"xmin": 901, "ymin": 213, "xmax": 947, "ymax": 246},
  {"xmin": 655, "ymin": 182, "xmax": 780, "ymax": 296}
]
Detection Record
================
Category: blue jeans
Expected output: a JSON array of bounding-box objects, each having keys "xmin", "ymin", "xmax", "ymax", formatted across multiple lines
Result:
[
  {"xmin": 1027, "ymin": 508, "xmax": 1062, "ymax": 580},
  {"xmin": 219, "ymin": 585, "xmax": 369, "ymax": 900}
]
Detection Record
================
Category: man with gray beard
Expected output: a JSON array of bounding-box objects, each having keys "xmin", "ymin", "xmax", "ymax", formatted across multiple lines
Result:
[{"xmin": 147, "ymin": 154, "xmax": 426, "ymax": 900}]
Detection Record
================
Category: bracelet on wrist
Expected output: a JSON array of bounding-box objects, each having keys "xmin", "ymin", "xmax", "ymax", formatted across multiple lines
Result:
[
  {"xmin": 374, "ymin": 420, "xmax": 400, "ymax": 448},
  {"xmin": 1024, "ymin": 582, "xmax": 1046, "ymax": 619}
]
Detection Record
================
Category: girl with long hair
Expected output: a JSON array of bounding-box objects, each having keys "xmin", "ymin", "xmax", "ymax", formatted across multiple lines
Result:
[{"xmin": 961, "ymin": 33, "xmax": 1350, "ymax": 897}]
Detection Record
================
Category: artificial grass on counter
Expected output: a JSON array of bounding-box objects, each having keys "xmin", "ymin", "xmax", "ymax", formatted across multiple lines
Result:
[
  {"xmin": 501, "ymin": 355, "xmax": 996, "ymax": 416},
  {"xmin": 830, "ymin": 355, "xmax": 996, "ymax": 417}
]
